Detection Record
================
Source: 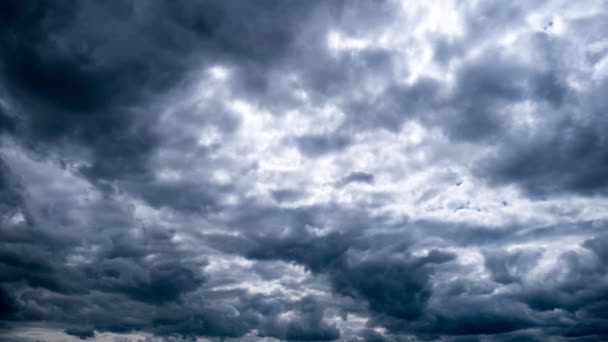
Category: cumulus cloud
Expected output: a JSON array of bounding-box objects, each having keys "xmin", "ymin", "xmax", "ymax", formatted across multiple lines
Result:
[{"xmin": 1, "ymin": 0, "xmax": 608, "ymax": 341}]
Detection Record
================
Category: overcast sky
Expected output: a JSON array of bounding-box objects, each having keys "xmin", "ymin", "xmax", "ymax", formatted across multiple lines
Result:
[{"xmin": 1, "ymin": 1, "xmax": 608, "ymax": 341}]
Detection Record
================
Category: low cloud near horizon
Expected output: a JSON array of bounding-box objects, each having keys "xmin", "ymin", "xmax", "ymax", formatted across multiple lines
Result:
[{"xmin": 1, "ymin": 1, "xmax": 608, "ymax": 341}]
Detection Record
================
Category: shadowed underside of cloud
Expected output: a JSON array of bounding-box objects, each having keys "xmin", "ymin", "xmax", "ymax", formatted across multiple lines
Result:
[{"xmin": 1, "ymin": 0, "xmax": 608, "ymax": 341}]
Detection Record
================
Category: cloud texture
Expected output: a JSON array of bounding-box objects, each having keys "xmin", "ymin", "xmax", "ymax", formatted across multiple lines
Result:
[{"xmin": 1, "ymin": 1, "xmax": 608, "ymax": 341}]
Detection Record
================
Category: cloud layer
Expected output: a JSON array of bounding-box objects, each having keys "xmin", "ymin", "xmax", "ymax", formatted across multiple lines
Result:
[{"xmin": 1, "ymin": 1, "xmax": 608, "ymax": 341}]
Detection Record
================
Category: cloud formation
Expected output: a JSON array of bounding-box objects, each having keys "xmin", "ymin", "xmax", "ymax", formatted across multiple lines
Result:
[{"xmin": 1, "ymin": 0, "xmax": 608, "ymax": 341}]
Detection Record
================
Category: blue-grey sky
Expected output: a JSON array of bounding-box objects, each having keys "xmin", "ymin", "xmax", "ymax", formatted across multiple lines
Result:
[{"xmin": 1, "ymin": 1, "xmax": 608, "ymax": 341}]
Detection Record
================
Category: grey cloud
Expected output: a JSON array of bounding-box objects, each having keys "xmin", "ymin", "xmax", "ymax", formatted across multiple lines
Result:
[
  {"xmin": 329, "ymin": 249, "xmax": 455, "ymax": 321},
  {"xmin": 433, "ymin": 16, "xmax": 607, "ymax": 196},
  {"xmin": 207, "ymin": 219, "xmax": 455, "ymax": 326},
  {"xmin": 258, "ymin": 296, "xmax": 340, "ymax": 341},
  {"xmin": 0, "ymin": 104, "xmax": 17, "ymax": 134},
  {"xmin": 2, "ymin": 1, "xmax": 608, "ymax": 341},
  {"xmin": 64, "ymin": 327, "xmax": 95, "ymax": 339},
  {"xmin": 89, "ymin": 259, "xmax": 205, "ymax": 305},
  {"xmin": 295, "ymin": 133, "xmax": 353, "ymax": 157},
  {"xmin": 271, "ymin": 189, "xmax": 306, "ymax": 203},
  {"xmin": 0, "ymin": 0, "xmax": 349, "ymax": 184},
  {"xmin": 484, "ymin": 249, "xmax": 544, "ymax": 285},
  {"xmin": 341, "ymin": 77, "xmax": 441, "ymax": 134},
  {"xmin": 336, "ymin": 171, "xmax": 375, "ymax": 187},
  {"xmin": 0, "ymin": 285, "xmax": 17, "ymax": 319}
]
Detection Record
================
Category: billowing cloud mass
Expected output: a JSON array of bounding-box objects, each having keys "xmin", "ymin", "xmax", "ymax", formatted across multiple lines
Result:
[{"xmin": 1, "ymin": 1, "xmax": 608, "ymax": 341}]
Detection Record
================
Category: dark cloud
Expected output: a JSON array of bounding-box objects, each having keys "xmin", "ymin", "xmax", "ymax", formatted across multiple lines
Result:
[
  {"xmin": 212, "ymin": 224, "xmax": 353, "ymax": 274},
  {"xmin": 258, "ymin": 296, "xmax": 340, "ymax": 341},
  {"xmin": 340, "ymin": 76, "xmax": 441, "ymax": 134},
  {"xmin": 422, "ymin": 299, "xmax": 537, "ymax": 336},
  {"xmin": 208, "ymin": 220, "xmax": 455, "ymax": 326},
  {"xmin": 90, "ymin": 259, "xmax": 205, "ymax": 305},
  {"xmin": 0, "ymin": 104, "xmax": 17, "ymax": 134},
  {"xmin": 64, "ymin": 327, "xmax": 95, "ymax": 339},
  {"xmin": 0, "ymin": 159, "xmax": 25, "ymax": 223},
  {"xmin": 484, "ymin": 249, "xmax": 543, "ymax": 285},
  {"xmin": 271, "ymin": 189, "xmax": 306, "ymax": 203},
  {"xmin": 0, "ymin": 0, "xmax": 349, "ymax": 183},
  {"xmin": 434, "ymin": 17, "xmax": 607, "ymax": 197},
  {"xmin": 295, "ymin": 133, "xmax": 353, "ymax": 157},
  {"xmin": 477, "ymin": 114, "xmax": 608, "ymax": 196},
  {"xmin": 336, "ymin": 171, "xmax": 375, "ymax": 187},
  {"xmin": 330, "ymin": 249, "xmax": 455, "ymax": 321},
  {"xmin": 1, "ymin": 1, "xmax": 608, "ymax": 341},
  {"xmin": 0, "ymin": 286, "xmax": 17, "ymax": 318}
]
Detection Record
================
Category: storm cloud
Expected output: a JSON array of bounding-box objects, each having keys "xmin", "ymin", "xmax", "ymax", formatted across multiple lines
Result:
[{"xmin": 1, "ymin": 1, "xmax": 608, "ymax": 341}]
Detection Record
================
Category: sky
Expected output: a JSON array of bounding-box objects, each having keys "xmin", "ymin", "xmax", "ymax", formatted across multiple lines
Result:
[{"xmin": 1, "ymin": 1, "xmax": 608, "ymax": 341}]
